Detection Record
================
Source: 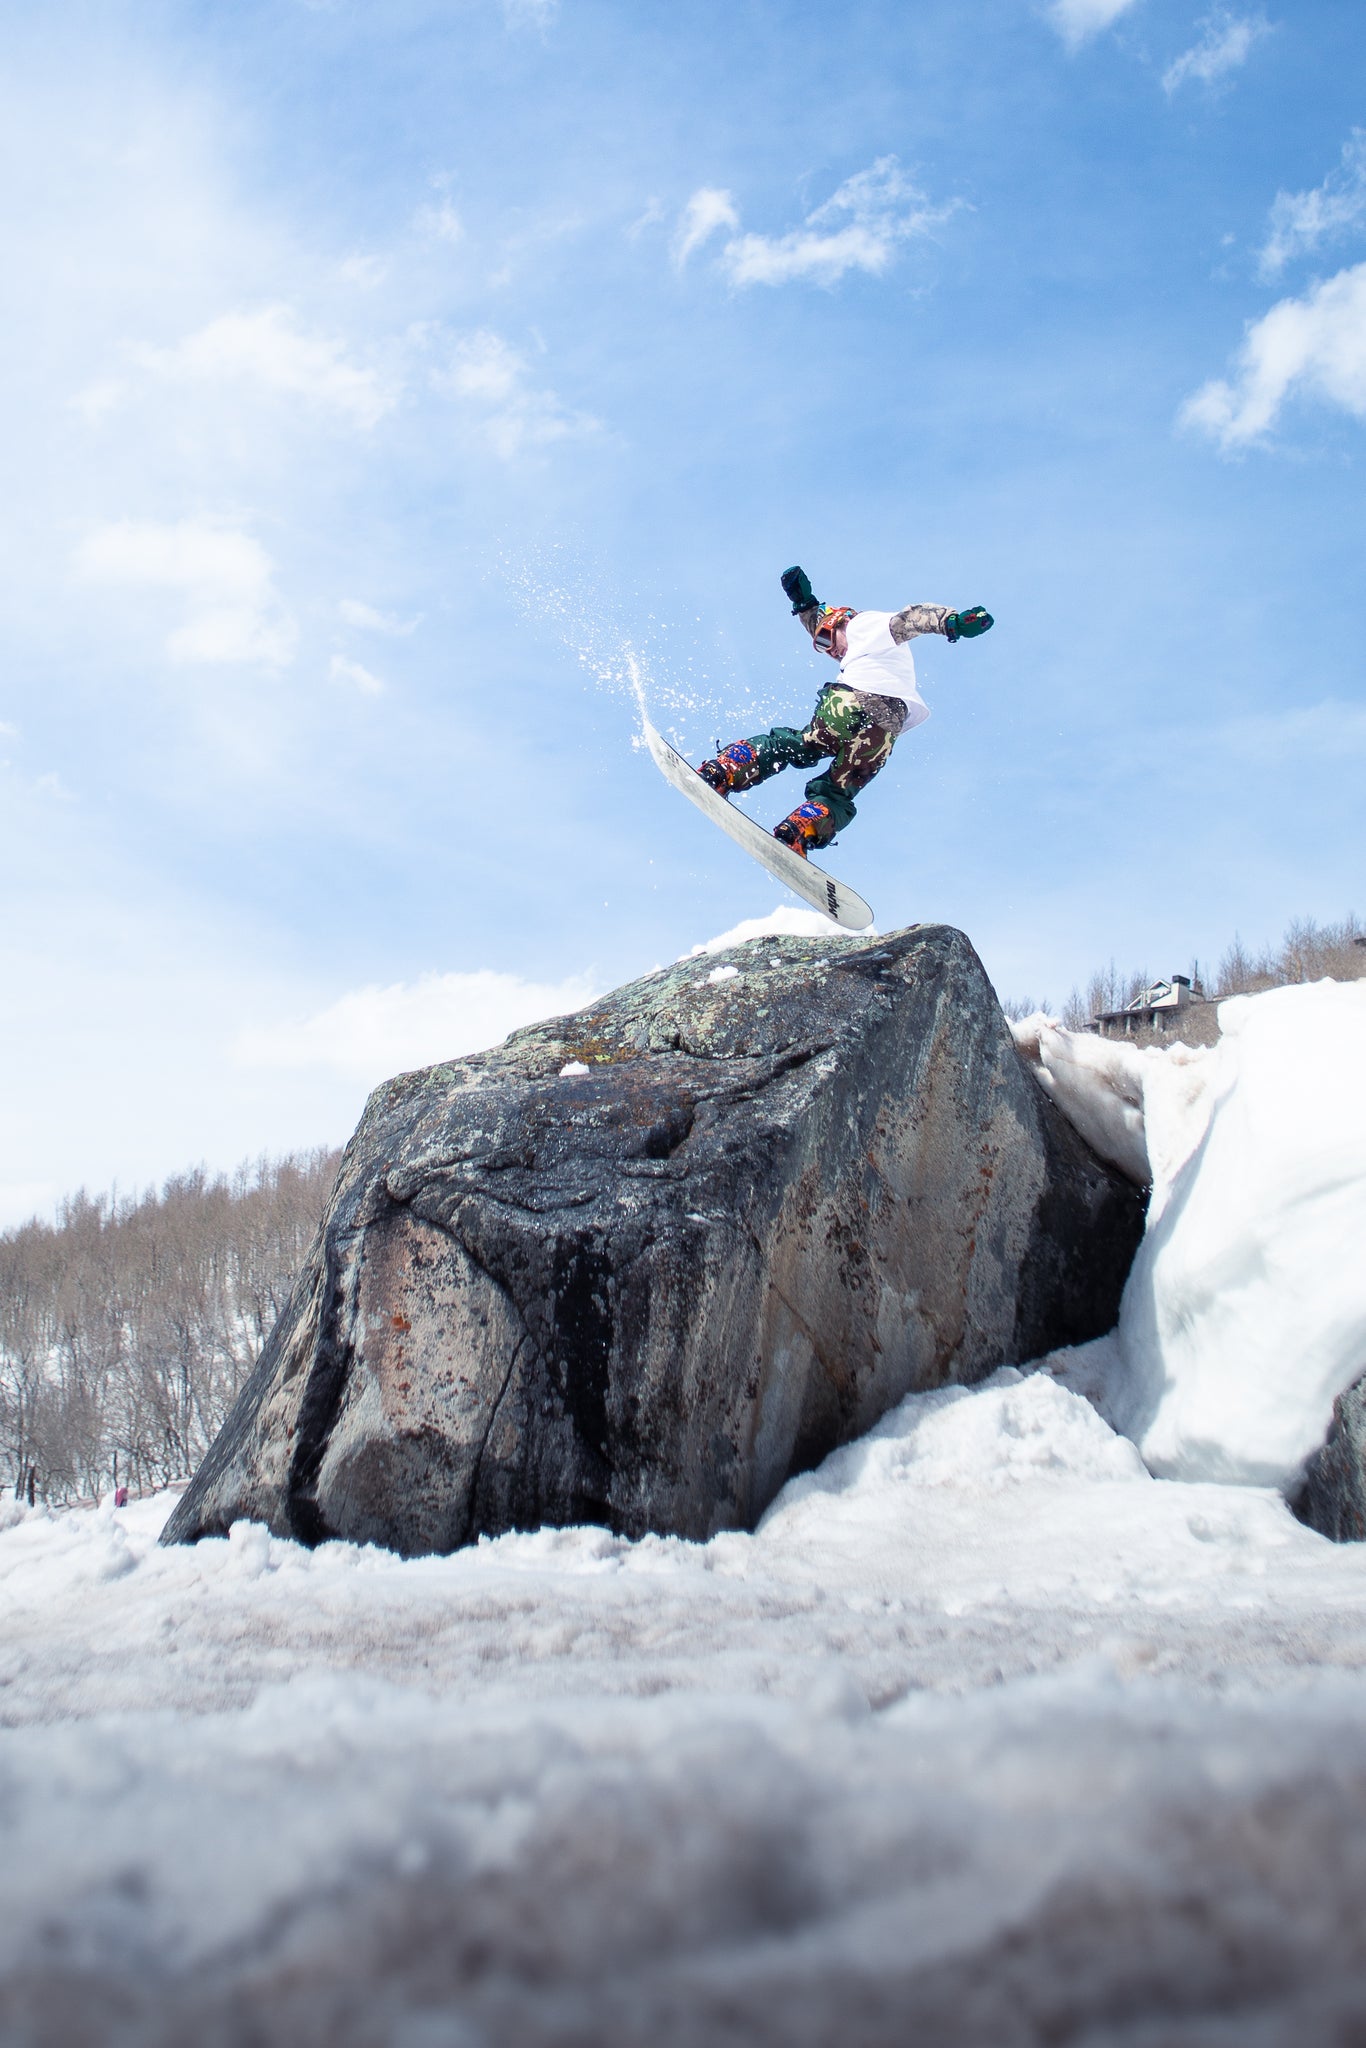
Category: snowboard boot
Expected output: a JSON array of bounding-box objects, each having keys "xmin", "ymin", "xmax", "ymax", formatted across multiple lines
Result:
[
  {"xmin": 697, "ymin": 741, "xmax": 760, "ymax": 797},
  {"xmin": 773, "ymin": 800, "xmax": 833, "ymax": 859}
]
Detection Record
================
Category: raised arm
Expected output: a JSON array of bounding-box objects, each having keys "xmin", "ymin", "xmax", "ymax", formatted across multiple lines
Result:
[
  {"xmin": 889, "ymin": 604, "xmax": 952, "ymax": 644},
  {"xmin": 891, "ymin": 604, "xmax": 994, "ymax": 644},
  {"xmin": 780, "ymin": 564, "xmax": 823, "ymax": 641}
]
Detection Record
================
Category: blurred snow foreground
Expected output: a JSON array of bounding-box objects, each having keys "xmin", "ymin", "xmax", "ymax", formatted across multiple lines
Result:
[
  {"xmin": 5, "ymin": 944, "xmax": 1366, "ymax": 2040},
  {"xmin": 10, "ymin": 1378, "xmax": 1366, "ymax": 2044},
  {"xmin": 1012, "ymin": 977, "xmax": 1366, "ymax": 1492}
]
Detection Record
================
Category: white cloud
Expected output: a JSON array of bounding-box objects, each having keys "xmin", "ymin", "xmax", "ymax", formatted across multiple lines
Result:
[
  {"xmin": 329, "ymin": 653, "xmax": 385, "ymax": 696},
  {"xmin": 68, "ymin": 376, "xmax": 128, "ymax": 423},
  {"xmin": 434, "ymin": 330, "xmax": 599, "ymax": 458},
  {"xmin": 74, "ymin": 518, "xmax": 298, "ymax": 668},
  {"xmin": 0, "ymin": 720, "xmax": 17, "ymax": 740},
  {"xmin": 234, "ymin": 967, "xmax": 600, "ymax": 1082},
  {"xmin": 1163, "ymin": 9, "xmax": 1269, "ymax": 92},
  {"xmin": 338, "ymin": 253, "xmax": 388, "ymax": 289},
  {"xmin": 625, "ymin": 199, "xmax": 666, "ymax": 241},
  {"xmin": 710, "ymin": 159, "xmax": 959, "ymax": 291},
  {"xmin": 673, "ymin": 188, "xmax": 740, "ymax": 269},
  {"xmin": 415, "ymin": 198, "xmax": 465, "ymax": 245},
  {"xmin": 131, "ymin": 306, "xmax": 395, "ymax": 429},
  {"xmin": 443, "ymin": 330, "xmax": 524, "ymax": 406},
  {"xmin": 338, "ymin": 599, "xmax": 420, "ymax": 636},
  {"xmin": 1179, "ymin": 261, "xmax": 1366, "ymax": 447},
  {"xmin": 1045, "ymin": 0, "xmax": 1142, "ymax": 52},
  {"xmin": 1259, "ymin": 131, "xmax": 1366, "ymax": 280}
]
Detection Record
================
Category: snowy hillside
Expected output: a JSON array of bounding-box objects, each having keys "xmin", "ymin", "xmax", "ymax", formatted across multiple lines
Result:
[{"xmin": 3, "ymin": 917, "xmax": 1366, "ymax": 2042}]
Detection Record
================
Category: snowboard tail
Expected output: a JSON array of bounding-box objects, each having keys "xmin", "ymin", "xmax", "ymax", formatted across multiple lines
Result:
[{"xmin": 642, "ymin": 716, "xmax": 874, "ymax": 932}]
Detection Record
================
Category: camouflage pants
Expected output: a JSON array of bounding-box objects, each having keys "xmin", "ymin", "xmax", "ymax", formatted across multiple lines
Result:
[{"xmin": 715, "ymin": 686, "xmax": 903, "ymax": 844}]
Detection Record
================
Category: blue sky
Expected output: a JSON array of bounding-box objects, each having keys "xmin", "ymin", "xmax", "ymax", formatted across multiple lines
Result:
[{"xmin": 2, "ymin": 0, "xmax": 1364, "ymax": 1221}]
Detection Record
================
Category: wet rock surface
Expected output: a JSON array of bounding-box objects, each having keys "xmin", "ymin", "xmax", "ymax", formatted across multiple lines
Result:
[{"xmin": 164, "ymin": 924, "xmax": 1144, "ymax": 1555}]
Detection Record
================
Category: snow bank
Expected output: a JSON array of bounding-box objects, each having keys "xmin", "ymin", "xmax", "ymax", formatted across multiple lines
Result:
[
  {"xmin": 1009, "ymin": 1011, "xmax": 1218, "ymax": 1193},
  {"xmin": 1015, "ymin": 981, "xmax": 1366, "ymax": 1492},
  {"xmin": 1120, "ymin": 979, "xmax": 1366, "ymax": 1488}
]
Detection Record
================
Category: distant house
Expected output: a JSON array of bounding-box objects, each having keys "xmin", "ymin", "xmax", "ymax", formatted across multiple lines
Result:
[{"xmin": 1093, "ymin": 975, "xmax": 1207, "ymax": 1038}]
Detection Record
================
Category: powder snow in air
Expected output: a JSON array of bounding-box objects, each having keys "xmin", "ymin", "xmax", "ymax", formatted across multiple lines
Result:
[{"xmin": 503, "ymin": 547, "xmax": 796, "ymax": 757}]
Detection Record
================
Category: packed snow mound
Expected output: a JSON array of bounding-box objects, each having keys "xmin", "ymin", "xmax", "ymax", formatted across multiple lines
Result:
[
  {"xmin": 690, "ymin": 903, "xmax": 871, "ymax": 955},
  {"xmin": 1017, "ymin": 981, "xmax": 1366, "ymax": 1492},
  {"xmin": 763, "ymin": 1369, "xmax": 1149, "ymax": 1527}
]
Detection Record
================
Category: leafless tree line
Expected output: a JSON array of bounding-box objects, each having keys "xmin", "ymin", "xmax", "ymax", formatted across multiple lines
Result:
[
  {"xmin": 0, "ymin": 1149, "xmax": 339, "ymax": 1506},
  {"xmin": 1003, "ymin": 910, "xmax": 1365, "ymax": 1029}
]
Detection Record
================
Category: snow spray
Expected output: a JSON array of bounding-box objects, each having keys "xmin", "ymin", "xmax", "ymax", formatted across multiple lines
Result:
[{"xmin": 500, "ymin": 546, "xmax": 794, "ymax": 757}]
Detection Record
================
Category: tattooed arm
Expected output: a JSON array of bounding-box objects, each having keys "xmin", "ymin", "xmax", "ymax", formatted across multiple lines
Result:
[{"xmin": 888, "ymin": 604, "xmax": 952, "ymax": 645}]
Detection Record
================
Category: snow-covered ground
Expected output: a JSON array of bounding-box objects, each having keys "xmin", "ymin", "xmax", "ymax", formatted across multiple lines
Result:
[
  {"xmin": 4, "ymin": 928, "xmax": 1366, "ymax": 2044},
  {"xmin": 7, "ymin": 1372, "xmax": 1366, "ymax": 2044}
]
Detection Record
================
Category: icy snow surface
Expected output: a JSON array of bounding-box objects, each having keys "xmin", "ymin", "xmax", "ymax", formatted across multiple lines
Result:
[
  {"xmin": 1015, "ymin": 979, "xmax": 1366, "ymax": 1493},
  {"xmin": 9, "ymin": 1374, "xmax": 1366, "ymax": 2040}
]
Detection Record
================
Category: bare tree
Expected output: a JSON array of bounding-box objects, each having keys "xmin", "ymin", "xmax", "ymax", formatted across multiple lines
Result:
[
  {"xmin": 0, "ymin": 1149, "xmax": 339, "ymax": 1504},
  {"xmin": 1002, "ymin": 909, "xmax": 1363, "ymax": 1034}
]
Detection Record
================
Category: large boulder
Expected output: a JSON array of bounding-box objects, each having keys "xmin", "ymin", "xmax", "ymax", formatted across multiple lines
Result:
[{"xmin": 164, "ymin": 924, "xmax": 1144, "ymax": 1555}]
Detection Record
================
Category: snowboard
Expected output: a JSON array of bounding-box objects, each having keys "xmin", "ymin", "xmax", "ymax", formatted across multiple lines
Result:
[{"xmin": 642, "ymin": 715, "xmax": 874, "ymax": 932}]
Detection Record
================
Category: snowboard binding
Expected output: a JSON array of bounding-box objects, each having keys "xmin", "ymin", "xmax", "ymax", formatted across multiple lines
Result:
[
  {"xmin": 773, "ymin": 801, "xmax": 833, "ymax": 859},
  {"xmin": 697, "ymin": 741, "xmax": 759, "ymax": 796}
]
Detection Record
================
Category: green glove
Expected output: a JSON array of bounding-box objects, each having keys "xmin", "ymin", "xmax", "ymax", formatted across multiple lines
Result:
[
  {"xmin": 780, "ymin": 565, "xmax": 820, "ymax": 615},
  {"xmin": 945, "ymin": 606, "xmax": 993, "ymax": 643}
]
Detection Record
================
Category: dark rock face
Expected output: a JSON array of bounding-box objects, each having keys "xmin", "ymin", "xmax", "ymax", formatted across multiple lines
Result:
[
  {"xmin": 1291, "ymin": 1374, "xmax": 1366, "ymax": 1541},
  {"xmin": 164, "ymin": 925, "xmax": 1144, "ymax": 1556}
]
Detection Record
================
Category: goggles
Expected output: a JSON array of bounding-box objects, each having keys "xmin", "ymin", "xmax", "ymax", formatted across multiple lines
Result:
[{"xmin": 812, "ymin": 606, "xmax": 854, "ymax": 655}]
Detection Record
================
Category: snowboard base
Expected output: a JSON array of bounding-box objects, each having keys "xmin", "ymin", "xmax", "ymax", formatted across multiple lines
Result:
[{"xmin": 643, "ymin": 716, "xmax": 874, "ymax": 932}]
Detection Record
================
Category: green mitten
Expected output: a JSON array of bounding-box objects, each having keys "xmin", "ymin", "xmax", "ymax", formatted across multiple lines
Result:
[
  {"xmin": 780, "ymin": 565, "xmax": 820, "ymax": 615},
  {"xmin": 945, "ymin": 606, "xmax": 993, "ymax": 643}
]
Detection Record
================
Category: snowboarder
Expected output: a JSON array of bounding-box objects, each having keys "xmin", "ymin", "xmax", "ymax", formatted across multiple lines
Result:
[{"xmin": 698, "ymin": 566, "xmax": 993, "ymax": 857}]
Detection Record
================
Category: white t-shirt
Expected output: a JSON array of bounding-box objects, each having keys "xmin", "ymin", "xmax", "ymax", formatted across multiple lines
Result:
[{"xmin": 838, "ymin": 610, "xmax": 930, "ymax": 733}]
